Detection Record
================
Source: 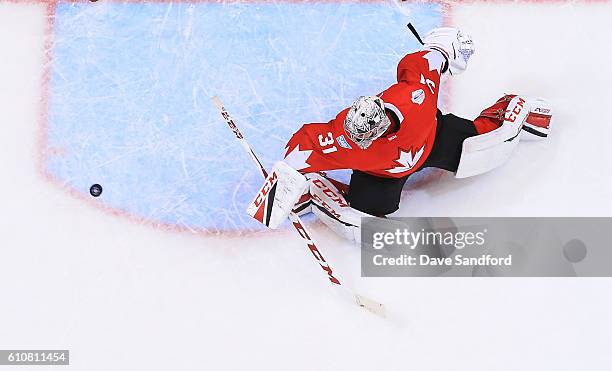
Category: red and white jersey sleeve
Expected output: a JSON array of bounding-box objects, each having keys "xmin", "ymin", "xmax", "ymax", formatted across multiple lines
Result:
[{"xmin": 284, "ymin": 49, "xmax": 446, "ymax": 179}]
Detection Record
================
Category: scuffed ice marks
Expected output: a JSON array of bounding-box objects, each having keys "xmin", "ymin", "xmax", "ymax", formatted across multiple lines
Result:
[{"xmin": 46, "ymin": 1, "xmax": 442, "ymax": 233}]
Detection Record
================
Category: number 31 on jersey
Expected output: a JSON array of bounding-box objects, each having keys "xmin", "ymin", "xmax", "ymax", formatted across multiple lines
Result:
[{"xmin": 318, "ymin": 132, "xmax": 338, "ymax": 154}]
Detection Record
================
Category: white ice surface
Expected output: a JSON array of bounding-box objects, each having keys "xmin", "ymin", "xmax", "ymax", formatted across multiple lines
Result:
[{"xmin": 1, "ymin": 2, "xmax": 611, "ymax": 371}]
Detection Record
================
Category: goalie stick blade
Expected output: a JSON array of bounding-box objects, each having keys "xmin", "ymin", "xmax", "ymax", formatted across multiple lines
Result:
[
  {"xmin": 355, "ymin": 294, "xmax": 386, "ymax": 318},
  {"xmin": 336, "ymin": 285, "xmax": 386, "ymax": 318}
]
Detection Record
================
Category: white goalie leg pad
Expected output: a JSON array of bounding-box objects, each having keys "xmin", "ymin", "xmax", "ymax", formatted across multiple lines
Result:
[
  {"xmin": 246, "ymin": 161, "xmax": 308, "ymax": 229},
  {"xmin": 456, "ymin": 96, "xmax": 530, "ymax": 178},
  {"xmin": 308, "ymin": 174, "xmax": 417, "ymax": 245},
  {"xmin": 307, "ymin": 173, "xmax": 370, "ymax": 243}
]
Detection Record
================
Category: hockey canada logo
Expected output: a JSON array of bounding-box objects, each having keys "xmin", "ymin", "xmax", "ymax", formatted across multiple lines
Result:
[
  {"xmin": 336, "ymin": 135, "xmax": 352, "ymax": 149},
  {"xmin": 412, "ymin": 89, "xmax": 425, "ymax": 105}
]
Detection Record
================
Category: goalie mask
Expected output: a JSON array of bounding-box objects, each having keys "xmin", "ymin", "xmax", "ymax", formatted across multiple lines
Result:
[{"xmin": 344, "ymin": 96, "xmax": 391, "ymax": 150}]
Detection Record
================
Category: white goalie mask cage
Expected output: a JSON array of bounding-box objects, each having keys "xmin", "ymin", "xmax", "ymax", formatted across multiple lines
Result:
[{"xmin": 344, "ymin": 96, "xmax": 391, "ymax": 150}]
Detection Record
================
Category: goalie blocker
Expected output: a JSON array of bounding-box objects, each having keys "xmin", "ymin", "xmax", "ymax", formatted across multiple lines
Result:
[{"xmin": 246, "ymin": 161, "xmax": 309, "ymax": 229}]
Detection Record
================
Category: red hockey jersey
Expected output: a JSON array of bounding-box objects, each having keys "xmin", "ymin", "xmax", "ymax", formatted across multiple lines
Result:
[{"xmin": 284, "ymin": 49, "xmax": 446, "ymax": 178}]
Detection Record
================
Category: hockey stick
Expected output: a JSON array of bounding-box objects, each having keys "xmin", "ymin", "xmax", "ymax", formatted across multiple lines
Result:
[
  {"xmin": 407, "ymin": 23, "xmax": 425, "ymax": 45},
  {"xmin": 212, "ymin": 96, "xmax": 385, "ymax": 317}
]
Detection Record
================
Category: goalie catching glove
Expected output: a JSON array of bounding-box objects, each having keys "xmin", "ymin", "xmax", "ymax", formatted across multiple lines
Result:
[{"xmin": 423, "ymin": 27, "xmax": 475, "ymax": 75}]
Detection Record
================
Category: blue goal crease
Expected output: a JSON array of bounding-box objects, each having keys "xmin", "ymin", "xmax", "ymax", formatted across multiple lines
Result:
[{"xmin": 47, "ymin": 2, "xmax": 443, "ymax": 232}]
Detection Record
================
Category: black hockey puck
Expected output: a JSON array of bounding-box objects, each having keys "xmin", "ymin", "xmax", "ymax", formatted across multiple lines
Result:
[{"xmin": 90, "ymin": 184, "xmax": 103, "ymax": 197}]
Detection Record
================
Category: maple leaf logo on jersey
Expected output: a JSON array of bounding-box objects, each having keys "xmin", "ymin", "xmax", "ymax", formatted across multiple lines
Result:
[
  {"xmin": 385, "ymin": 145, "xmax": 426, "ymax": 174},
  {"xmin": 284, "ymin": 145, "xmax": 313, "ymax": 171}
]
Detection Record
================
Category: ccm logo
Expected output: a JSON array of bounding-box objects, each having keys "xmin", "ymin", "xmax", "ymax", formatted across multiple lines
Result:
[
  {"xmin": 291, "ymin": 221, "xmax": 341, "ymax": 285},
  {"xmin": 312, "ymin": 179, "xmax": 348, "ymax": 207},
  {"xmin": 312, "ymin": 194, "xmax": 341, "ymax": 219},
  {"xmin": 221, "ymin": 111, "xmax": 244, "ymax": 139},
  {"xmin": 254, "ymin": 172, "xmax": 278, "ymax": 207},
  {"xmin": 505, "ymin": 97, "xmax": 526, "ymax": 123}
]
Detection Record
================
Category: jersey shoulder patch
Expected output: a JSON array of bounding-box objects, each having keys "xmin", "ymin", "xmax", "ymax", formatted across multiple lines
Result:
[
  {"xmin": 411, "ymin": 88, "xmax": 425, "ymax": 105},
  {"xmin": 336, "ymin": 134, "xmax": 352, "ymax": 149}
]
